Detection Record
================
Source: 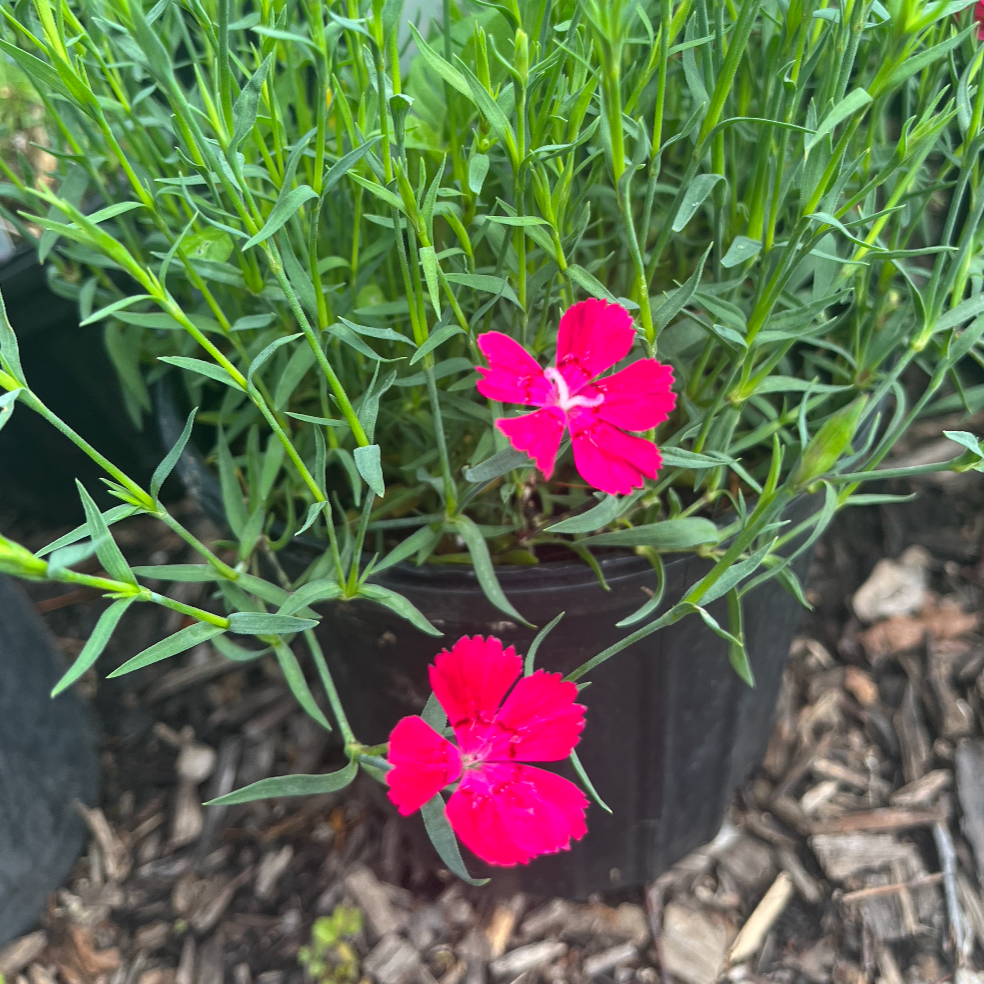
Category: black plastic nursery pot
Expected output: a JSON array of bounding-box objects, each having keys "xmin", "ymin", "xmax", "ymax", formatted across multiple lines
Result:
[
  {"xmin": 0, "ymin": 575, "xmax": 99, "ymax": 946},
  {"xmin": 0, "ymin": 248, "xmax": 160, "ymax": 523},
  {"xmin": 304, "ymin": 530, "xmax": 811, "ymax": 899},
  {"xmin": 157, "ymin": 379, "xmax": 813, "ymax": 897}
]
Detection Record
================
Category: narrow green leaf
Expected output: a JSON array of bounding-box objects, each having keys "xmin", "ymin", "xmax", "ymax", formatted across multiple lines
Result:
[
  {"xmin": 358, "ymin": 583, "xmax": 442, "ymax": 636},
  {"xmin": 699, "ymin": 538, "xmax": 776, "ymax": 606},
  {"xmin": 52, "ymin": 598, "xmax": 135, "ymax": 696},
  {"xmin": 468, "ymin": 154, "xmax": 490, "ymax": 195},
  {"xmin": 109, "ymin": 622, "xmax": 226, "ymax": 676},
  {"xmin": 217, "ymin": 430, "xmax": 248, "ymax": 537},
  {"xmin": 277, "ymin": 578, "xmax": 344, "ymax": 617},
  {"xmin": 151, "ymin": 407, "xmax": 197, "ymax": 500},
  {"xmin": 720, "ymin": 236, "xmax": 762, "ymax": 268},
  {"xmin": 36, "ymin": 505, "xmax": 140, "ymax": 557},
  {"xmin": 672, "ymin": 174, "xmax": 725, "ymax": 232},
  {"xmin": 212, "ymin": 635, "xmax": 271, "ymax": 662},
  {"xmin": 659, "ymin": 447, "xmax": 738, "ymax": 469},
  {"xmin": 227, "ymin": 612, "xmax": 319, "ymax": 634},
  {"xmin": 272, "ymin": 639, "xmax": 332, "ymax": 729},
  {"xmin": 40, "ymin": 165, "xmax": 89, "ymax": 262},
  {"xmin": 159, "ymin": 356, "xmax": 240, "ymax": 389},
  {"xmin": 354, "ymin": 444, "xmax": 386, "ymax": 496},
  {"xmin": 546, "ymin": 493, "xmax": 636, "ymax": 534},
  {"xmin": 85, "ymin": 201, "xmax": 147, "ymax": 225},
  {"xmin": 444, "ymin": 273, "xmax": 522, "ymax": 308},
  {"xmin": 0, "ymin": 282, "xmax": 24, "ymax": 381},
  {"xmin": 77, "ymin": 481, "xmax": 137, "ymax": 585},
  {"xmin": 247, "ymin": 333, "xmax": 304, "ymax": 388},
  {"xmin": 207, "ymin": 758, "xmax": 357, "ymax": 805},
  {"xmin": 934, "ymin": 290, "xmax": 984, "ymax": 335},
  {"xmin": 725, "ymin": 589, "xmax": 753, "ymax": 686},
  {"xmin": 371, "ymin": 525, "xmax": 439, "ymax": 575},
  {"xmin": 455, "ymin": 60, "xmax": 516, "ymax": 154},
  {"xmin": 0, "ymin": 389, "xmax": 19, "ymax": 433},
  {"xmin": 462, "ymin": 447, "xmax": 533, "ymax": 483},
  {"xmin": 616, "ymin": 552, "xmax": 666, "ymax": 627},
  {"xmin": 524, "ymin": 612, "xmax": 564, "ymax": 675},
  {"xmin": 570, "ymin": 749, "xmax": 612, "ymax": 813},
  {"xmin": 408, "ymin": 23, "xmax": 471, "ymax": 97},
  {"xmin": 243, "ymin": 185, "xmax": 318, "ymax": 250},
  {"xmin": 47, "ymin": 540, "xmax": 99, "ymax": 574},
  {"xmin": 0, "ymin": 39, "xmax": 73, "ymax": 101},
  {"xmin": 79, "ymin": 294, "xmax": 155, "ymax": 326},
  {"xmin": 411, "ymin": 326, "xmax": 465, "ymax": 365},
  {"xmin": 130, "ymin": 564, "xmax": 220, "ymax": 581},
  {"xmin": 653, "ymin": 244, "xmax": 712, "ymax": 332},
  {"xmin": 586, "ymin": 518, "xmax": 720, "ymax": 550},
  {"xmin": 453, "ymin": 515, "xmax": 531, "ymax": 626},
  {"xmin": 879, "ymin": 29, "xmax": 969, "ymax": 93},
  {"xmin": 419, "ymin": 245, "xmax": 442, "ymax": 316},
  {"xmin": 322, "ymin": 137, "xmax": 381, "ymax": 196},
  {"xmin": 566, "ymin": 264, "xmax": 617, "ymax": 302},
  {"xmin": 805, "ymin": 88, "xmax": 871, "ymax": 153},
  {"xmin": 420, "ymin": 794, "xmax": 489, "ymax": 885},
  {"xmin": 231, "ymin": 53, "xmax": 275, "ymax": 150},
  {"xmin": 421, "ymin": 692, "xmax": 447, "ymax": 732}
]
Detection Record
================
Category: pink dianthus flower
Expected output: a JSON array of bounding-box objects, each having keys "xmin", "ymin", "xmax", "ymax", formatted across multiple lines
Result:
[
  {"xmin": 386, "ymin": 635, "xmax": 588, "ymax": 867},
  {"xmin": 475, "ymin": 299, "xmax": 677, "ymax": 495}
]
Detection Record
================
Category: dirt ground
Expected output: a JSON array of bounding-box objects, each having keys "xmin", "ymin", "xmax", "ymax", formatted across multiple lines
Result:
[{"xmin": 3, "ymin": 427, "xmax": 984, "ymax": 984}]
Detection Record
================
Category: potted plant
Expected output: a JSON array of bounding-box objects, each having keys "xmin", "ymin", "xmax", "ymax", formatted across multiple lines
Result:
[{"xmin": 2, "ymin": 0, "xmax": 984, "ymax": 895}]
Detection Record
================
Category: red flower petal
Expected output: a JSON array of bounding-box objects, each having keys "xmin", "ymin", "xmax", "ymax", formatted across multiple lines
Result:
[
  {"xmin": 570, "ymin": 416, "xmax": 662, "ymax": 495},
  {"xmin": 446, "ymin": 763, "xmax": 588, "ymax": 866},
  {"xmin": 476, "ymin": 332, "xmax": 553, "ymax": 405},
  {"xmin": 481, "ymin": 670, "xmax": 586, "ymax": 763},
  {"xmin": 593, "ymin": 359, "xmax": 677, "ymax": 432},
  {"xmin": 556, "ymin": 299, "xmax": 635, "ymax": 391},
  {"xmin": 495, "ymin": 407, "xmax": 566, "ymax": 479},
  {"xmin": 386, "ymin": 716, "xmax": 462, "ymax": 816},
  {"xmin": 429, "ymin": 636, "xmax": 522, "ymax": 754}
]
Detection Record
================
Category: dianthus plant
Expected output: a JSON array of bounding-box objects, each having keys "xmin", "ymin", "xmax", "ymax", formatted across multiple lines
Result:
[{"xmin": 3, "ymin": 0, "xmax": 984, "ymax": 874}]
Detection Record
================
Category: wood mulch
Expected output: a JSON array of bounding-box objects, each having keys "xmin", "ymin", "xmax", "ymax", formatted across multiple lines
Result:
[{"xmin": 3, "ymin": 423, "xmax": 984, "ymax": 984}]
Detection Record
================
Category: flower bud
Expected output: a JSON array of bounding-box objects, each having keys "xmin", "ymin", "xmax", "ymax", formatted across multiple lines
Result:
[
  {"xmin": 0, "ymin": 533, "xmax": 48, "ymax": 581},
  {"xmin": 514, "ymin": 30, "xmax": 529, "ymax": 85},
  {"xmin": 791, "ymin": 395, "xmax": 868, "ymax": 489}
]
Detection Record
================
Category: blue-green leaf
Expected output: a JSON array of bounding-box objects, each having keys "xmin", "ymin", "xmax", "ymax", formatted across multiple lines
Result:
[
  {"xmin": 354, "ymin": 444, "xmax": 385, "ymax": 497},
  {"xmin": 524, "ymin": 612, "xmax": 564, "ymax": 675},
  {"xmin": 586, "ymin": 518, "xmax": 720, "ymax": 550},
  {"xmin": 77, "ymin": 481, "xmax": 137, "ymax": 585},
  {"xmin": 420, "ymin": 794, "xmax": 489, "ymax": 885},
  {"xmin": 109, "ymin": 622, "xmax": 227, "ymax": 676},
  {"xmin": 52, "ymin": 598, "xmax": 136, "ymax": 696},
  {"xmin": 151, "ymin": 407, "xmax": 197, "ymax": 500},
  {"xmin": 227, "ymin": 612, "xmax": 318, "ymax": 634},
  {"xmin": 462, "ymin": 448, "xmax": 533, "ymax": 483},
  {"xmin": 159, "ymin": 356, "xmax": 240, "ymax": 389},
  {"xmin": 453, "ymin": 515, "xmax": 531, "ymax": 626},
  {"xmin": 206, "ymin": 758, "xmax": 358, "ymax": 805},
  {"xmin": 358, "ymin": 583, "xmax": 442, "ymax": 636},
  {"xmin": 272, "ymin": 639, "xmax": 331, "ymax": 730}
]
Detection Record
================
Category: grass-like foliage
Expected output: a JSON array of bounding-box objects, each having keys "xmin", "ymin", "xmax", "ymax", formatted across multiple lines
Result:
[{"xmin": 2, "ymin": 0, "xmax": 984, "ymax": 862}]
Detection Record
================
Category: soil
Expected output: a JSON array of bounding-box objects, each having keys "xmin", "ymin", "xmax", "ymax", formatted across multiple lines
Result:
[{"xmin": 2, "ymin": 430, "xmax": 984, "ymax": 984}]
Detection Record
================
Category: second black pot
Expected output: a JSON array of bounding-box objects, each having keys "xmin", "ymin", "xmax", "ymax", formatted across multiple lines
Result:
[
  {"xmin": 0, "ymin": 250, "xmax": 161, "ymax": 522},
  {"xmin": 0, "ymin": 575, "xmax": 99, "ymax": 946}
]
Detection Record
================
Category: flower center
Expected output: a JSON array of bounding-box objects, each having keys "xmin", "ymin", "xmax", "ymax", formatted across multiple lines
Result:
[
  {"xmin": 544, "ymin": 367, "xmax": 604, "ymax": 413},
  {"xmin": 461, "ymin": 751, "xmax": 485, "ymax": 770}
]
